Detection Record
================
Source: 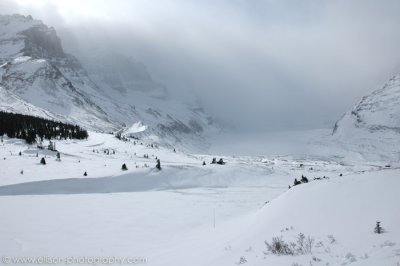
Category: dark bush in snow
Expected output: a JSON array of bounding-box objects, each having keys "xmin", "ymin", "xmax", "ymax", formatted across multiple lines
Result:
[
  {"xmin": 264, "ymin": 236, "xmax": 294, "ymax": 255},
  {"xmin": 217, "ymin": 158, "xmax": 226, "ymax": 165},
  {"xmin": 293, "ymin": 178, "xmax": 301, "ymax": 186},
  {"xmin": 211, "ymin": 158, "xmax": 217, "ymax": 164},
  {"xmin": 40, "ymin": 157, "xmax": 46, "ymax": 165},
  {"xmin": 156, "ymin": 159, "xmax": 161, "ymax": 170},
  {"xmin": 374, "ymin": 221, "xmax": 384, "ymax": 234},
  {"xmin": 84, "ymin": 171, "xmax": 87, "ymax": 176},
  {"xmin": 301, "ymin": 175, "xmax": 308, "ymax": 183},
  {"xmin": 121, "ymin": 163, "xmax": 128, "ymax": 171},
  {"xmin": 265, "ymin": 233, "xmax": 315, "ymax": 256}
]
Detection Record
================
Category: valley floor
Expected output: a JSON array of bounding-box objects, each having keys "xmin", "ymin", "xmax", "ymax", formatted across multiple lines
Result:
[{"xmin": 0, "ymin": 132, "xmax": 399, "ymax": 266}]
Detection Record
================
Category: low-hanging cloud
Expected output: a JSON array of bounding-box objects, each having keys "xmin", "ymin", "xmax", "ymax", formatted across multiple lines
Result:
[{"xmin": 2, "ymin": 0, "xmax": 400, "ymax": 130}]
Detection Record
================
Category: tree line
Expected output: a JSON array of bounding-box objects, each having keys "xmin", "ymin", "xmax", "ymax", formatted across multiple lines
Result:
[{"xmin": 0, "ymin": 111, "xmax": 88, "ymax": 144}]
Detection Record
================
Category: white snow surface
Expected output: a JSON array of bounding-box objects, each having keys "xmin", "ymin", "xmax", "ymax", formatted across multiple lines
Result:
[
  {"xmin": 124, "ymin": 121, "xmax": 148, "ymax": 135},
  {"xmin": 0, "ymin": 13, "xmax": 399, "ymax": 266},
  {"xmin": 331, "ymin": 74, "xmax": 400, "ymax": 162},
  {"xmin": 0, "ymin": 132, "xmax": 399, "ymax": 266}
]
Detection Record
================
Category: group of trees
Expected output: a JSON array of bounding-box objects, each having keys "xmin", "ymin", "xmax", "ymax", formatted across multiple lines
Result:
[
  {"xmin": 290, "ymin": 175, "xmax": 309, "ymax": 188},
  {"xmin": 121, "ymin": 159, "xmax": 161, "ymax": 171},
  {"xmin": 211, "ymin": 158, "xmax": 226, "ymax": 165},
  {"xmin": 0, "ymin": 111, "xmax": 88, "ymax": 144}
]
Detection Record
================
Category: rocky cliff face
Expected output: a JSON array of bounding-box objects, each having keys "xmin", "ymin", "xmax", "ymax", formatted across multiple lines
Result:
[
  {"xmin": 0, "ymin": 14, "xmax": 113, "ymax": 130},
  {"xmin": 0, "ymin": 14, "xmax": 219, "ymax": 148}
]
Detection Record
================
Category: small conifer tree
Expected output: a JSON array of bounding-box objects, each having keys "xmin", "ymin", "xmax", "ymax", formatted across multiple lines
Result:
[
  {"xmin": 217, "ymin": 158, "xmax": 225, "ymax": 165},
  {"xmin": 40, "ymin": 157, "xmax": 46, "ymax": 165},
  {"xmin": 156, "ymin": 159, "xmax": 161, "ymax": 170},
  {"xmin": 121, "ymin": 163, "xmax": 128, "ymax": 171},
  {"xmin": 374, "ymin": 221, "xmax": 383, "ymax": 234}
]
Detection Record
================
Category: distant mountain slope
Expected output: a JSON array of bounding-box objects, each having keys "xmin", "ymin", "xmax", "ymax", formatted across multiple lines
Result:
[
  {"xmin": 0, "ymin": 14, "xmax": 114, "ymax": 131},
  {"xmin": 0, "ymin": 14, "xmax": 219, "ymax": 149},
  {"xmin": 332, "ymin": 74, "xmax": 400, "ymax": 161}
]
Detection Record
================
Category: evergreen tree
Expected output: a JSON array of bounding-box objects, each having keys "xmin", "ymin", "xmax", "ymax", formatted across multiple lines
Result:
[
  {"xmin": 0, "ymin": 111, "xmax": 88, "ymax": 144},
  {"xmin": 293, "ymin": 178, "xmax": 301, "ymax": 186},
  {"xmin": 156, "ymin": 159, "xmax": 161, "ymax": 170},
  {"xmin": 40, "ymin": 157, "xmax": 46, "ymax": 165},
  {"xmin": 203, "ymin": 161, "xmax": 206, "ymax": 166},
  {"xmin": 84, "ymin": 171, "xmax": 87, "ymax": 176},
  {"xmin": 211, "ymin": 158, "xmax": 217, "ymax": 164},
  {"xmin": 301, "ymin": 175, "xmax": 309, "ymax": 183},
  {"xmin": 121, "ymin": 163, "xmax": 128, "ymax": 171},
  {"xmin": 374, "ymin": 221, "xmax": 383, "ymax": 234},
  {"xmin": 217, "ymin": 158, "xmax": 225, "ymax": 165}
]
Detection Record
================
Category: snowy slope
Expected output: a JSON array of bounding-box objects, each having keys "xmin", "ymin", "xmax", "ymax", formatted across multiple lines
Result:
[
  {"xmin": 202, "ymin": 169, "xmax": 400, "ymax": 266},
  {"xmin": 77, "ymin": 51, "xmax": 219, "ymax": 150},
  {"xmin": 331, "ymin": 74, "xmax": 400, "ymax": 162},
  {"xmin": 0, "ymin": 15, "xmax": 114, "ymax": 131},
  {"xmin": 0, "ymin": 132, "xmax": 398, "ymax": 266},
  {"xmin": 0, "ymin": 14, "xmax": 219, "ymax": 149}
]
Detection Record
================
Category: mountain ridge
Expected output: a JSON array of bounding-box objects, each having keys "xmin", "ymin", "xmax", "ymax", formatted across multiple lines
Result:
[
  {"xmin": 0, "ymin": 14, "xmax": 219, "ymax": 149},
  {"xmin": 331, "ymin": 74, "xmax": 400, "ymax": 161}
]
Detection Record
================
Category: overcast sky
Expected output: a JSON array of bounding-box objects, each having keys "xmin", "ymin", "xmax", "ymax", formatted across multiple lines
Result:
[{"xmin": 2, "ymin": 0, "xmax": 400, "ymax": 130}]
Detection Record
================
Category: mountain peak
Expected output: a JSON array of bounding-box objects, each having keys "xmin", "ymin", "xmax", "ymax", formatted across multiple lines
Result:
[
  {"xmin": 0, "ymin": 14, "xmax": 220, "ymax": 149},
  {"xmin": 0, "ymin": 14, "xmax": 64, "ymax": 60}
]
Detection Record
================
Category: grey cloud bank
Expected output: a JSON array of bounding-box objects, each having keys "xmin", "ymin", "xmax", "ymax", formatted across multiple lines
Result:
[{"xmin": 2, "ymin": 0, "xmax": 400, "ymax": 130}]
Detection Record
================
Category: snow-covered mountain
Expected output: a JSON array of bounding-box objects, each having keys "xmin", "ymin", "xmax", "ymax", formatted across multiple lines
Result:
[
  {"xmin": 332, "ymin": 74, "xmax": 400, "ymax": 161},
  {"xmin": 0, "ymin": 14, "xmax": 113, "ymax": 130},
  {"xmin": 0, "ymin": 14, "xmax": 218, "ymax": 149}
]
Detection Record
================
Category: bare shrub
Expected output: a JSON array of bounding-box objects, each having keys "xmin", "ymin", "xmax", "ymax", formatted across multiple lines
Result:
[
  {"xmin": 296, "ymin": 233, "xmax": 314, "ymax": 254},
  {"xmin": 265, "ymin": 233, "xmax": 315, "ymax": 256},
  {"xmin": 264, "ymin": 236, "xmax": 294, "ymax": 255}
]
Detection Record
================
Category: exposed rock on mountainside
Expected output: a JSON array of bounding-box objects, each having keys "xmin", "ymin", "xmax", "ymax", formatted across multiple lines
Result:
[{"xmin": 0, "ymin": 14, "xmax": 218, "ymax": 148}]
